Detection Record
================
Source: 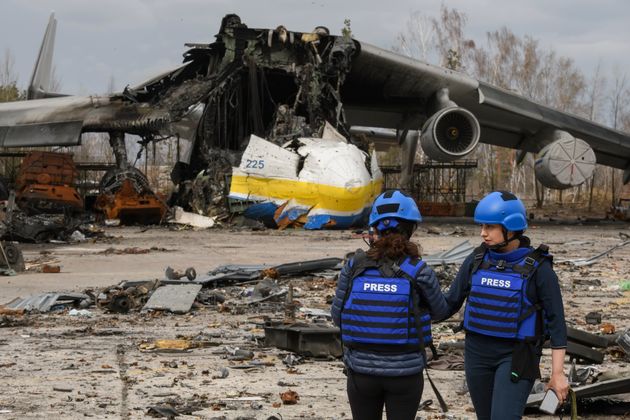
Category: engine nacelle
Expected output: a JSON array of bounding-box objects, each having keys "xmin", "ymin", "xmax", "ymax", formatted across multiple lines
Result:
[
  {"xmin": 534, "ymin": 134, "xmax": 596, "ymax": 189},
  {"xmin": 419, "ymin": 107, "xmax": 480, "ymax": 162}
]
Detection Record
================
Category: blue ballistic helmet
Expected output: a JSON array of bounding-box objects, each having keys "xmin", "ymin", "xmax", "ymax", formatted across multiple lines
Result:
[
  {"xmin": 474, "ymin": 191, "xmax": 528, "ymax": 231},
  {"xmin": 369, "ymin": 190, "xmax": 422, "ymax": 231}
]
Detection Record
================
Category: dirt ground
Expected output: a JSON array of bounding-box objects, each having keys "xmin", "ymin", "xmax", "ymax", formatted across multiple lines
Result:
[{"xmin": 1, "ymin": 221, "xmax": 629, "ymax": 419}]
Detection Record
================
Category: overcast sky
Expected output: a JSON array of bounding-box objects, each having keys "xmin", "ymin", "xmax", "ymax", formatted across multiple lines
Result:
[{"xmin": 2, "ymin": 0, "xmax": 629, "ymax": 95}]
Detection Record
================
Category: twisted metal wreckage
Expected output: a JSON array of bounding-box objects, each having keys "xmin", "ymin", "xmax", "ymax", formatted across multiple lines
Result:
[
  {"xmin": 3, "ymin": 13, "xmax": 630, "ymax": 230},
  {"xmin": 163, "ymin": 15, "xmax": 382, "ymax": 229}
]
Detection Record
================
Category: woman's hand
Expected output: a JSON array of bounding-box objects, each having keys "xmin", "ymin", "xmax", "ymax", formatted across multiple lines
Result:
[
  {"xmin": 547, "ymin": 348, "xmax": 569, "ymax": 402},
  {"xmin": 546, "ymin": 372, "xmax": 569, "ymax": 403}
]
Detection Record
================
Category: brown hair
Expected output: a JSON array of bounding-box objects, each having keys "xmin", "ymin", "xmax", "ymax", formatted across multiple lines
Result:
[{"xmin": 366, "ymin": 232, "xmax": 421, "ymax": 261}]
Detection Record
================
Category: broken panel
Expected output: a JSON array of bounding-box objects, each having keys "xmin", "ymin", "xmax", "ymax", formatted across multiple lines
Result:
[{"xmin": 264, "ymin": 322, "xmax": 342, "ymax": 358}]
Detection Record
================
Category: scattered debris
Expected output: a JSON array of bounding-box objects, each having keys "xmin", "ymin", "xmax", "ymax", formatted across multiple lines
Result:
[
  {"xmin": 15, "ymin": 151, "xmax": 83, "ymax": 215},
  {"xmin": 138, "ymin": 338, "xmax": 218, "ymax": 352},
  {"xmin": 0, "ymin": 307, "xmax": 25, "ymax": 316},
  {"xmin": 426, "ymin": 226, "xmax": 442, "ymax": 235},
  {"xmin": 42, "ymin": 264, "xmax": 60, "ymax": 273},
  {"xmin": 142, "ymin": 284, "xmax": 202, "ymax": 314},
  {"xmin": 95, "ymin": 167, "xmax": 167, "ymax": 225},
  {"xmin": 1, "ymin": 192, "xmax": 92, "ymax": 243},
  {"xmin": 169, "ymin": 206, "xmax": 216, "ymax": 229},
  {"xmin": 68, "ymin": 309, "xmax": 93, "ymax": 317},
  {"xmin": 423, "ymin": 240, "xmax": 475, "ymax": 266},
  {"xmin": 567, "ymin": 327, "xmax": 610, "ymax": 349},
  {"xmin": 617, "ymin": 329, "xmax": 630, "ymax": 357},
  {"xmin": 97, "ymin": 280, "xmax": 158, "ymax": 313},
  {"xmin": 585, "ymin": 311, "xmax": 602, "ymax": 325},
  {"xmin": 264, "ymin": 322, "xmax": 342, "ymax": 358},
  {"xmin": 165, "ymin": 266, "xmax": 196, "ymax": 281},
  {"xmin": 212, "ymin": 367, "xmax": 230, "ymax": 379},
  {"xmin": 261, "ymin": 258, "xmax": 342, "ymax": 279},
  {"xmin": 146, "ymin": 395, "xmax": 210, "ymax": 418},
  {"xmin": 98, "ymin": 246, "xmax": 171, "ymax": 255},
  {"xmin": 279, "ymin": 390, "xmax": 300, "ymax": 405},
  {"xmin": 5, "ymin": 292, "xmax": 91, "ymax": 313},
  {"xmin": 562, "ymin": 240, "xmax": 630, "ymax": 266}
]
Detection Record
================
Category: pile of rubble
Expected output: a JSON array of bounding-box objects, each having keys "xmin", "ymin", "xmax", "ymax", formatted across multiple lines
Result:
[{"xmin": 1, "ymin": 236, "xmax": 630, "ymax": 418}]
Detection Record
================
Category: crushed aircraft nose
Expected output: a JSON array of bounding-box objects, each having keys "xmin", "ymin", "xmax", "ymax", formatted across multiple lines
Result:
[{"xmin": 229, "ymin": 128, "xmax": 382, "ymax": 230}]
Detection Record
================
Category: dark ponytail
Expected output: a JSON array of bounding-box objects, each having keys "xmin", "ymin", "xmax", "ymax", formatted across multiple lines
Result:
[{"xmin": 366, "ymin": 231, "xmax": 421, "ymax": 261}]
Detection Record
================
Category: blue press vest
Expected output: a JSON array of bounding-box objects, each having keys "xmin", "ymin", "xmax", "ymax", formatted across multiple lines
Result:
[
  {"xmin": 341, "ymin": 257, "xmax": 432, "ymax": 349},
  {"xmin": 463, "ymin": 251, "xmax": 542, "ymax": 340}
]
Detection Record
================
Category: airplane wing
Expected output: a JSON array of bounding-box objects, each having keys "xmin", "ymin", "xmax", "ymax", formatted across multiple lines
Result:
[
  {"xmin": 0, "ymin": 95, "xmax": 173, "ymax": 147},
  {"xmin": 342, "ymin": 42, "xmax": 630, "ymax": 178},
  {"xmin": 2, "ymin": 14, "xmax": 628, "ymax": 189}
]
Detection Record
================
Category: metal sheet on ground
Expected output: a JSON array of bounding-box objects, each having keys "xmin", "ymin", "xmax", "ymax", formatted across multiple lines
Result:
[{"xmin": 142, "ymin": 284, "xmax": 202, "ymax": 314}]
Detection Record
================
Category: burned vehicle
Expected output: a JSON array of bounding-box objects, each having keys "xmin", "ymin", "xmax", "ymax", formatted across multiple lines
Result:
[{"xmin": 15, "ymin": 151, "xmax": 83, "ymax": 215}]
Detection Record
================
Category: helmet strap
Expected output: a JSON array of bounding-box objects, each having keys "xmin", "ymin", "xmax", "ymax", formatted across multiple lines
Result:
[{"xmin": 489, "ymin": 228, "xmax": 521, "ymax": 250}]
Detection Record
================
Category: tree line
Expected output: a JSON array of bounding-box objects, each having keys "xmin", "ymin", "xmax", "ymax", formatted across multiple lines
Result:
[
  {"xmin": 395, "ymin": 6, "xmax": 630, "ymax": 210},
  {"xmin": 1, "ymin": 8, "xmax": 629, "ymax": 211}
]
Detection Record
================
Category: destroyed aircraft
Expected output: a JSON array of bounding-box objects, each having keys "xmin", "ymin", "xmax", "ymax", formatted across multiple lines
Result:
[
  {"xmin": 1, "ymin": 14, "xmax": 630, "ymax": 228},
  {"xmin": 229, "ymin": 125, "xmax": 382, "ymax": 229}
]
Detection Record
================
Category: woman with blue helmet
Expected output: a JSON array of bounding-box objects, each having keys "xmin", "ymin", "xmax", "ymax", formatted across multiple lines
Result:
[
  {"xmin": 440, "ymin": 191, "xmax": 569, "ymax": 419},
  {"xmin": 331, "ymin": 190, "xmax": 449, "ymax": 420}
]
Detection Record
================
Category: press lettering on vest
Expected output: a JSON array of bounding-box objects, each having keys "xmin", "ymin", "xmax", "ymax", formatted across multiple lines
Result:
[
  {"xmin": 362, "ymin": 283, "xmax": 398, "ymax": 292},
  {"xmin": 480, "ymin": 277, "xmax": 511, "ymax": 288}
]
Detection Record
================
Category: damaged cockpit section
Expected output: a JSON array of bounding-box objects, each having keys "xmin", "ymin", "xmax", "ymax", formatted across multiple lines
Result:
[
  {"xmin": 229, "ymin": 125, "xmax": 382, "ymax": 229},
  {"xmin": 164, "ymin": 15, "xmax": 367, "ymax": 227}
]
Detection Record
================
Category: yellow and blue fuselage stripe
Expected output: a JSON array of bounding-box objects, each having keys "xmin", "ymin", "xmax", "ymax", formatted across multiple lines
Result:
[{"xmin": 229, "ymin": 173, "xmax": 383, "ymax": 229}]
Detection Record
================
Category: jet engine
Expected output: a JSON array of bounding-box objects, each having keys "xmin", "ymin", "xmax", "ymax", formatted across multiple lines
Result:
[
  {"xmin": 419, "ymin": 107, "xmax": 480, "ymax": 162},
  {"xmin": 534, "ymin": 133, "xmax": 596, "ymax": 189}
]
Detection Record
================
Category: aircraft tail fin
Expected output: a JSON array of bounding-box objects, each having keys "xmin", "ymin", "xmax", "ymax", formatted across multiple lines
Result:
[{"xmin": 28, "ymin": 13, "xmax": 65, "ymax": 99}]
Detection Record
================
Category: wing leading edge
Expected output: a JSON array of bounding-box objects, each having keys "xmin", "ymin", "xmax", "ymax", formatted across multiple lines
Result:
[{"xmin": 344, "ymin": 41, "xmax": 630, "ymax": 171}]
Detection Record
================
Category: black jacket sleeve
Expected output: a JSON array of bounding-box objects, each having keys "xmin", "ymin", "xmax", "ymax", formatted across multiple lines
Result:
[
  {"xmin": 438, "ymin": 252, "xmax": 475, "ymax": 321},
  {"xmin": 414, "ymin": 264, "xmax": 449, "ymax": 320},
  {"xmin": 532, "ymin": 260, "xmax": 567, "ymax": 348}
]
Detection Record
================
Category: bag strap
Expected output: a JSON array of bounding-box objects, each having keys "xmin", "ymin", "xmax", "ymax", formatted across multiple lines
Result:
[
  {"xmin": 390, "ymin": 257, "xmax": 428, "ymax": 356},
  {"xmin": 510, "ymin": 244, "xmax": 551, "ymax": 278},
  {"xmin": 517, "ymin": 245, "xmax": 552, "ymax": 340},
  {"xmin": 470, "ymin": 244, "xmax": 488, "ymax": 275}
]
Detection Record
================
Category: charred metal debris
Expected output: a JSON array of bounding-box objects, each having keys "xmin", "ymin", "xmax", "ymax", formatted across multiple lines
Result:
[
  {"xmin": 164, "ymin": 14, "xmax": 358, "ymax": 211},
  {"xmin": 3, "ymin": 244, "xmax": 630, "ymax": 417}
]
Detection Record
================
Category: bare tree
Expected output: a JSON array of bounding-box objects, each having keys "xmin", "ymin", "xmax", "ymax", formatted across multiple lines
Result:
[
  {"xmin": 0, "ymin": 49, "xmax": 20, "ymax": 102},
  {"xmin": 393, "ymin": 7, "xmax": 618, "ymax": 213},
  {"xmin": 607, "ymin": 68, "xmax": 629, "ymax": 205},
  {"xmin": 394, "ymin": 12, "xmax": 435, "ymax": 61},
  {"xmin": 430, "ymin": 5, "xmax": 475, "ymax": 71}
]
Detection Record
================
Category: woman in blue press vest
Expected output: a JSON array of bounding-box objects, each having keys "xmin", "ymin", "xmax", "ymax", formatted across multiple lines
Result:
[
  {"xmin": 441, "ymin": 191, "xmax": 569, "ymax": 420},
  {"xmin": 331, "ymin": 190, "xmax": 449, "ymax": 420}
]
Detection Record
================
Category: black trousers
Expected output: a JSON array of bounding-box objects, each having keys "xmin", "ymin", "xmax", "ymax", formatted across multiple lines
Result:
[{"xmin": 346, "ymin": 369, "xmax": 424, "ymax": 420}]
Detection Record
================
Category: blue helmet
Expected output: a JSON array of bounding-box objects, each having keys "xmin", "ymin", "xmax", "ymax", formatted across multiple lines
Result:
[
  {"xmin": 369, "ymin": 190, "xmax": 422, "ymax": 231},
  {"xmin": 474, "ymin": 191, "xmax": 527, "ymax": 231}
]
